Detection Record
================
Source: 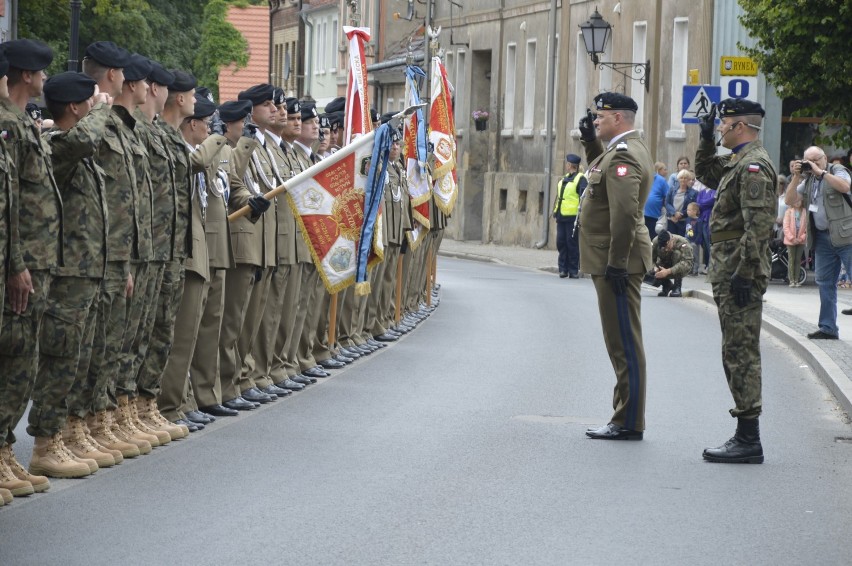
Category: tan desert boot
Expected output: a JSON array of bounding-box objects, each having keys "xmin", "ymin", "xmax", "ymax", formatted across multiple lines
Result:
[
  {"xmin": 130, "ymin": 398, "xmax": 171, "ymax": 445},
  {"xmin": 107, "ymin": 409, "xmax": 152, "ymax": 455},
  {"xmin": 0, "ymin": 487, "xmax": 12, "ymax": 505},
  {"xmin": 0, "ymin": 450, "xmax": 34, "ymax": 496},
  {"xmin": 87, "ymin": 410, "xmax": 140, "ymax": 459},
  {"xmin": 1, "ymin": 445, "xmax": 49, "ymax": 493},
  {"xmin": 82, "ymin": 419, "xmax": 123, "ymax": 464},
  {"xmin": 137, "ymin": 396, "xmax": 187, "ymax": 440},
  {"xmin": 55, "ymin": 435, "xmax": 98, "ymax": 474},
  {"xmin": 115, "ymin": 395, "xmax": 160, "ymax": 448},
  {"xmin": 63, "ymin": 417, "xmax": 116, "ymax": 468},
  {"xmin": 29, "ymin": 434, "xmax": 91, "ymax": 478}
]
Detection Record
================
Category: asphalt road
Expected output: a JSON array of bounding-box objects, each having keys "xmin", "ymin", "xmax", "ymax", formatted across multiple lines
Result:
[{"xmin": 2, "ymin": 257, "xmax": 851, "ymax": 565}]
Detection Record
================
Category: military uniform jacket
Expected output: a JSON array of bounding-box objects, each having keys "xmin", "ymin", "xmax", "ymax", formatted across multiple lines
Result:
[
  {"xmin": 44, "ymin": 104, "xmax": 110, "ymax": 279},
  {"xmin": 134, "ymin": 111, "xmax": 177, "ymax": 262},
  {"xmin": 227, "ymin": 136, "xmax": 266, "ymax": 268},
  {"xmin": 695, "ymin": 138, "xmax": 776, "ymax": 282},
  {"xmin": 266, "ymin": 134, "xmax": 299, "ymax": 266},
  {"xmin": 206, "ymin": 155, "xmax": 235, "ymax": 270},
  {"xmin": 157, "ymin": 120, "xmax": 193, "ymax": 260},
  {"xmin": 0, "ymin": 136, "xmax": 12, "ymax": 280},
  {"xmin": 289, "ymin": 141, "xmax": 314, "ymax": 263},
  {"xmin": 651, "ymin": 234, "xmax": 694, "ymax": 278},
  {"xmin": 248, "ymin": 135, "xmax": 279, "ymax": 268},
  {"xmin": 0, "ymin": 97, "xmax": 63, "ymax": 273},
  {"xmin": 121, "ymin": 107, "xmax": 154, "ymax": 262},
  {"xmin": 579, "ymin": 132, "xmax": 653, "ymax": 275},
  {"xmin": 385, "ymin": 161, "xmax": 411, "ymax": 246}
]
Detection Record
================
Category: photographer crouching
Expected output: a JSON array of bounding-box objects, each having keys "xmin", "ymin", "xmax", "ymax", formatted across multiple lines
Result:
[{"xmin": 643, "ymin": 229, "xmax": 694, "ymax": 297}]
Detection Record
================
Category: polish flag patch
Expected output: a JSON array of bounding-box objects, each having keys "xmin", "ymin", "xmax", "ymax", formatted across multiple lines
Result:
[
  {"xmin": 616, "ymin": 165, "xmax": 629, "ymax": 177},
  {"xmin": 748, "ymin": 163, "xmax": 760, "ymax": 173}
]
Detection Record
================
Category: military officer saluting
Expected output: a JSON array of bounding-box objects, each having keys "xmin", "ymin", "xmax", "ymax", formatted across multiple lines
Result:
[
  {"xmin": 577, "ymin": 92, "xmax": 653, "ymax": 441},
  {"xmin": 695, "ymin": 98, "xmax": 777, "ymax": 464}
]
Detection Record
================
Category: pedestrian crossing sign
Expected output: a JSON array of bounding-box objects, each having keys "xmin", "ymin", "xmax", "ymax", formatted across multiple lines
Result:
[{"xmin": 682, "ymin": 85, "xmax": 721, "ymax": 124}]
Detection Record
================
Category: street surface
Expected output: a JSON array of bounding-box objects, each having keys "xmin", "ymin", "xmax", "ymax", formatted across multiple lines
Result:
[{"xmin": 2, "ymin": 257, "xmax": 851, "ymax": 565}]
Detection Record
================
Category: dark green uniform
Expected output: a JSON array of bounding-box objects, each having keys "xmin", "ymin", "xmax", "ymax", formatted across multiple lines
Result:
[
  {"xmin": 695, "ymin": 137, "xmax": 777, "ymax": 418},
  {"xmin": 651, "ymin": 234, "xmax": 694, "ymax": 277},
  {"xmin": 579, "ymin": 132, "xmax": 653, "ymax": 432}
]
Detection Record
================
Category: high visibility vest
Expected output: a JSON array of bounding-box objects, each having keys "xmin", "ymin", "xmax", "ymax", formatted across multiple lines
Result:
[{"xmin": 553, "ymin": 172, "xmax": 584, "ymax": 217}]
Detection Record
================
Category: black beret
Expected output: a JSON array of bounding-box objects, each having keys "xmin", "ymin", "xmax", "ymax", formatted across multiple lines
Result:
[
  {"xmin": 300, "ymin": 103, "xmax": 318, "ymax": 121},
  {"xmin": 26, "ymin": 103, "xmax": 41, "ymax": 121},
  {"xmin": 123, "ymin": 53, "xmax": 152, "ymax": 82},
  {"xmin": 324, "ymin": 96, "xmax": 345, "ymax": 114},
  {"xmin": 319, "ymin": 115, "xmax": 331, "ymax": 129},
  {"xmin": 168, "ymin": 70, "xmax": 197, "ymax": 92},
  {"xmin": 594, "ymin": 92, "xmax": 638, "ymax": 113},
  {"xmin": 370, "ymin": 108, "xmax": 378, "ymax": 122},
  {"xmin": 218, "ymin": 100, "xmax": 253, "ymax": 123},
  {"xmin": 196, "ymin": 86, "xmax": 215, "ymax": 103},
  {"xmin": 285, "ymin": 97, "xmax": 301, "ymax": 115},
  {"xmin": 328, "ymin": 111, "xmax": 344, "ymax": 127},
  {"xmin": 2, "ymin": 39, "xmax": 54, "ymax": 71},
  {"xmin": 379, "ymin": 111, "xmax": 394, "ymax": 125},
  {"xmin": 390, "ymin": 127, "xmax": 402, "ymax": 143},
  {"xmin": 191, "ymin": 94, "xmax": 217, "ymax": 120},
  {"xmin": 147, "ymin": 61, "xmax": 174, "ymax": 87},
  {"xmin": 566, "ymin": 153, "xmax": 581, "ymax": 165},
  {"xmin": 238, "ymin": 83, "xmax": 274, "ymax": 106},
  {"xmin": 718, "ymin": 97, "xmax": 765, "ymax": 118},
  {"xmin": 272, "ymin": 87, "xmax": 286, "ymax": 106},
  {"xmin": 85, "ymin": 41, "xmax": 131, "ymax": 69},
  {"xmin": 657, "ymin": 229, "xmax": 671, "ymax": 245},
  {"xmin": 0, "ymin": 53, "xmax": 7, "ymax": 78},
  {"xmin": 43, "ymin": 71, "xmax": 98, "ymax": 104}
]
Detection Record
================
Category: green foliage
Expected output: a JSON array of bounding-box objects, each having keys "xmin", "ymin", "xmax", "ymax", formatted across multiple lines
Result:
[
  {"xmin": 195, "ymin": 0, "xmax": 251, "ymax": 99},
  {"xmin": 738, "ymin": 0, "xmax": 852, "ymax": 146}
]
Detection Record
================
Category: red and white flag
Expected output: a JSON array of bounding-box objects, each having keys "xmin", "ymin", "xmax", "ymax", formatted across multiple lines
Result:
[
  {"xmin": 429, "ymin": 56, "xmax": 458, "ymax": 215},
  {"xmin": 343, "ymin": 26, "xmax": 373, "ymax": 145}
]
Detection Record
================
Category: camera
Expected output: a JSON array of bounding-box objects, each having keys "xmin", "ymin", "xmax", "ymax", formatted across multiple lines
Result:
[{"xmin": 800, "ymin": 160, "xmax": 812, "ymax": 173}]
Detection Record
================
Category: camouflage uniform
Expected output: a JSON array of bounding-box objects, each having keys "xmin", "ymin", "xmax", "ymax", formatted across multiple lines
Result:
[
  {"xmin": 29, "ymin": 104, "xmax": 110, "ymax": 437},
  {"xmin": 0, "ymin": 135, "xmax": 11, "ymax": 330},
  {"xmin": 695, "ymin": 136, "xmax": 777, "ymax": 418},
  {"xmin": 0, "ymin": 98, "xmax": 63, "ymax": 447}
]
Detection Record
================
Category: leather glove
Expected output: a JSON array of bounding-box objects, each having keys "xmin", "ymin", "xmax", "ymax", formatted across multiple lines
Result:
[
  {"xmin": 578, "ymin": 108, "xmax": 596, "ymax": 143},
  {"xmin": 698, "ymin": 103, "xmax": 717, "ymax": 142},
  {"xmin": 242, "ymin": 119, "xmax": 259, "ymax": 139},
  {"xmin": 605, "ymin": 265, "xmax": 629, "ymax": 296},
  {"xmin": 731, "ymin": 273, "xmax": 753, "ymax": 308},
  {"xmin": 247, "ymin": 195, "xmax": 271, "ymax": 218},
  {"xmin": 209, "ymin": 112, "xmax": 227, "ymax": 136}
]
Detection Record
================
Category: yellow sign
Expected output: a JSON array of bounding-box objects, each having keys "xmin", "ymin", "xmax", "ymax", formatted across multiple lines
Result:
[
  {"xmin": 720, "ymin": 56, "xmax": 758, "ymax": 76},
  {"xmin": 687, "ymin": 69, "xmax": 700, "ymax": 85}
]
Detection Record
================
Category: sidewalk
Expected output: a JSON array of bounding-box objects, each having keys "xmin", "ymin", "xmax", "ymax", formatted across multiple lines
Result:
[{"xmin": 439, "ymin": 239, "xmax": 852, "ymax": 417}]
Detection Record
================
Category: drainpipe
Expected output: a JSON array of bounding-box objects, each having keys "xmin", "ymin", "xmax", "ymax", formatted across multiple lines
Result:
[
  {"xmin": 534, "ymin": 0, "xmax": 558, "ymax": 249},
  {"xmin": 301, "ymin": 10, "xmax": 314, "ymax": 97}
]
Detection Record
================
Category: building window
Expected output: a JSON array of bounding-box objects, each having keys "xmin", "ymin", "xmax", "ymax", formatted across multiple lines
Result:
[
  {"xmin": 387, "ymin": 98, "xmax": 394, "ymax": 113},
  {"xmin": 518, "ymin": 189, "xmax": 528, "ymax": 213},
  {"xmin": 632, "ymin": 22, "xmax": 647, "ymax": 130},
  {"xmin": 315, "ymin": 18, "xmax": 326, "ymax": 74},
  {"xmin": 499, "ymin": 188, "xmax": 508, "ymax": 211},
  {"xmin": 399, "ymin": 99, "xmax": 404, "ymax": 112},
  {"xmin": 330, "ymin": 18, "xmax": 338, "ymax": 72},
  {"xmin": 573, "ymin": 32, "xmax": 589, "ymax": 133},
  {"xmin": 669, "ymin": 18, "xmax": 689, "ymax": 134},
  {"xmin": 599, "ymin": 37, "xmax": 612, "ymax": 92},
  {"xmin": 523, "ymin": 40, "xmax": 536, "ymax": 132},
  {"xmin": 504, "ymin": 43, "xmax": 516, "ymax": 131}
]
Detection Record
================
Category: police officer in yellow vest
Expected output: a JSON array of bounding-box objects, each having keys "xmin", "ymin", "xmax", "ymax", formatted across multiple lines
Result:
[{"xmin": 553, "ymin": 153, "xmax": 587, "ymax": 278}]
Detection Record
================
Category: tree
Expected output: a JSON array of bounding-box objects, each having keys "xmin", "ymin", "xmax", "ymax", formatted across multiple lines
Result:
[
  {"xmin": 738, "ymin": 0, "xmax": 852, "ymax": 146},
  {"xmin": 195, "ymin": 0, "xmax": 252, "ymax": 99}
]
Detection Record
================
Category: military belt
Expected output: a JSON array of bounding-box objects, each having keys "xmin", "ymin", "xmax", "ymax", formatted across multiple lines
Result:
[{"xmin": 711, "ymin": 229, "xmax": 745, "ymax": 244}]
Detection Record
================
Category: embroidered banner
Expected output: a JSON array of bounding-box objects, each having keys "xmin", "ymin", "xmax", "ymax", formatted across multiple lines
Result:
[
  {"xmin": 403, "ymin": 65, "xmax": 430, "ymax": 250},
  {"xmin": 429, "ymin": 56, "xmax": 458, "ymax": 215}
]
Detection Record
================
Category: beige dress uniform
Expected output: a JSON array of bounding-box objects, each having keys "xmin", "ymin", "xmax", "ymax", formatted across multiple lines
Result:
[{"xmin": 377, "ymin": 160, "xmax": 411, "ymax": 331}]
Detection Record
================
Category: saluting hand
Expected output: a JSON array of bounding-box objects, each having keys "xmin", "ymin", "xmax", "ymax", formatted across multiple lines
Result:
[
  {"xmin": 699, "ymin": 103, "xmax": 717, "ymax": 141},
  {"xmin": 578, "ymin": 108, "xmax": 596, "ymax": 142}
]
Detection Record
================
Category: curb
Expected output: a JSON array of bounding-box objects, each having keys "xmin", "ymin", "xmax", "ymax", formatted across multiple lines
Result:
[
  {"xmin": 686, "ymin": 289, "xmax": 852, "ymax": 417},
  {"xmin": 439, "ymin": 250, "xmax": 506, "ymax": 265}
]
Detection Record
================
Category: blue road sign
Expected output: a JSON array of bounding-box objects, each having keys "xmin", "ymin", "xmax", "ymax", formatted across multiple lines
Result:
[{"xmin": 682, "ymin": 85, "xmax": 721, "ymax": 124}]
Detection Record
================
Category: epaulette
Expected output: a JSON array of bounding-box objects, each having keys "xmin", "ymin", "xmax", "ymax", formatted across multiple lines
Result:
[{"xmin": 616, "ymin": 141, "xmax": 628, "ymax": 151}]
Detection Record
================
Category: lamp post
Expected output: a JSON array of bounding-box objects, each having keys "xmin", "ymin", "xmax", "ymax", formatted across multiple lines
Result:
[
  {"xmin": 68, "ymin": 0, "xmax": 82, "ymax": 71},
  {"xmin": 579, "ymin": 8, "xmax": 650, "ymax": 92}
]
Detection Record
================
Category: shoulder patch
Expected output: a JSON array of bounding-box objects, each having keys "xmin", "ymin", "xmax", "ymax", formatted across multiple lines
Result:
[
  {"xmin": 616, "ymin": 165, "xmax": 629, "ymax": 177},
  {"xmin": 748, "ymin": 163, "xmax": 760, "ymax": 173},
  {"xmin": 748, "ymin": 181, "xmax": 761, "ymax": 199}
]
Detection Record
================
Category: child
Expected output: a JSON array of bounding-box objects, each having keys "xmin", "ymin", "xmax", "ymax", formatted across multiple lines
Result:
[
  {"xmin": 684, "ymin": 202, "xmax": 701, "ymax": 275},
  {"xmin": 783, "ymin": 199, "xmax": 807, "ymax": 287}
]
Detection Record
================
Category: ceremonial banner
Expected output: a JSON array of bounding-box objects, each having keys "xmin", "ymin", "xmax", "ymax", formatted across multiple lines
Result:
[
  {"xmin": 404, "ymin": 65, "xmax": 430, "ymax": 250},
  {"xmin": 343, "ymin": 26, "xmax": 373, "ymax": 145},
  {"xmin": 429, "ymin": 56, "xmax": 458, "ymax": 215},
  {"xmin": 284, "ymin": 125, "xmax": 392, "ymax": 295}
]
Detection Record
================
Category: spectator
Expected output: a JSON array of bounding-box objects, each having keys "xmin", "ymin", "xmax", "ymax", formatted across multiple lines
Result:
[
  {"xmin": 684, "ymin": 202, "xmax": 701, "ymax": 275},
  {"xmin": 782, "ymin": 199, "xmax": 807, "ymax": 287},
  {"xmin": 775, "ymin": 174, "xmax": 788, "ymax": 239},
  {"xmin": 667, "ymin": 155, "xmax": 691, "ymax": 193},
  {"xmin": 665, "ymin": 169, "xmax": 698, "ymax": 236},
  {"xmin": 695, "ymin": 184, "xmax": 716, "ymax": 274},
  {"xmin": 643, "ymin": 161, "xmax": 669, "ymax": 239}
]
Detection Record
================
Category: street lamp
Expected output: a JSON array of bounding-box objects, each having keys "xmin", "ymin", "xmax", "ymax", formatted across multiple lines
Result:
[
  {"xmin": 579, "ymin": 8, "xmax": 650, "ymax": 92},
  {"xmin": 68, "ymin": 0, "xmax": 82, "ymax": 71}
]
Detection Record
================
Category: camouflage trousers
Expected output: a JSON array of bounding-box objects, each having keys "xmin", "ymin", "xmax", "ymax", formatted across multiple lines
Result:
[
  {"xmin": 712, "ymin": 278, "xmax": 767, "ymax": 419},
  {"xmin": 27, "ymin": 276, "xmax": 99, "ymax": 438},
  {"xmin": 113, "ymin": 260, "xmax": 152, "ymax": 400},
  {"xmin": 68, "ymin": 263, "xmax": 128, "ymax": 417},
  {"xmin": 136, "ymin": 260, "xmax": 185, "ymax": 399},
  {"xmin": 0, "ymin": 269, "xmax": 53, "ymax": 446}
]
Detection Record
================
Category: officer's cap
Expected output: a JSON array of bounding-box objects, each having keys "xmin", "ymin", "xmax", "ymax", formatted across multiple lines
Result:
[
  {"xmin": 26, "ymin": 102, "xmax": 42, "ymax": 121},
  {"xmin": 238, "ymin": 83, "xmax": 275, "ymax": 106},
  {"xmin": 379, "ymin": 111, "xmax": 395, "ymax": 125},
  {"xmin": 43, "ymin": 72, "xmax": 98, "ymax": 104},
  {"xmin": 594, "ymin": 92, "xmax": 638, "ymax": 113},
  {"xmin": 84, "ymin": 41, "xmax": 131, "ymax": 69},
  {"xmin": 123, "ymin": 54, "xmax": 152, "ymax": 82},
  {"xmin": 272, "ymin": 87, "xmax": 286, "ymax": 106},
  {"xmin": 2, "ymin": 39, "xmax": 54, "ymax": 71},
  {"xmin": 168, "ymin": 70, "xmax": 197, "ymax": 92},
  {"xmin": 218, "ymin": 100, "xmax": 253, "ymax": 123},
  {"xmin": 190, "ymin": 94, "xmax": 217, "ymax": 120},
  {"xmin": 147, "ymin": 61, "xmax": 174, "ymax": 87},
  {"xmin": 657, "ymin": 229, "xmax": 671, "ymax": 245},
  {"xmin": 319, "ymin": 115, "xmax": 331, "ymax": 129},
  {"xmin": 718, "ymin": 97, "xmax": 765, "ymax": 118},
  {"xmin": 300, "ymin": 102, "xmax": 318, "ymax": 121},
  {"xmin": 325, "ymin": 96, "xmax": 345, "ymax": 114},
  {"xmin": 196, "ymin": 86, "xmax": 215, "ymax": 104},
  {"xmin": 565, "ymin": 153, "xmax": 582, "ymax": 165}
]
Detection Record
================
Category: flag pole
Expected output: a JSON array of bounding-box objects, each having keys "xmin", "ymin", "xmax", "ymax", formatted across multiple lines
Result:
[
  {"xmin": 425, "ymin": 248, "xmax": 433, "ymax": 308},
  {"xmin": 395, "ymin": 254, "xmax": 404, "ymax": 325}
]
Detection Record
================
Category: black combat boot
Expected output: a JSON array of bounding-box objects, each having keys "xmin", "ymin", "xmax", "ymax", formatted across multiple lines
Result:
[
  {"xmin": 670, "ymin": 278, "xmax": 683, "ymax": 297},
  {"xmin": 657, "ymin": 279, "xmax": 672, "ymax": 297},
  {"xmin": 703, "ymin": 417, "xmax": 764, "ymax": 464}
]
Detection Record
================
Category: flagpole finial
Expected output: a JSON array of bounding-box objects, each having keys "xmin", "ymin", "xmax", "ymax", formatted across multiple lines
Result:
[{"xmin": 427, "ymin": 25, "xmax": 441, "ymax": 57}]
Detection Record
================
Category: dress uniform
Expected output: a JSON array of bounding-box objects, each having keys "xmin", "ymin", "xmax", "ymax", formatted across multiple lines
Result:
[
  {"xmin": 578, "ymin": 92, "xmax": 653, "ymax": 440},
  {"xmin": 695, "ymin": 98, "xmax": 776, "ymax": 463},
  {"xmin": 0, "ymin": 40, "xmax": 65, "ymax": 493}
]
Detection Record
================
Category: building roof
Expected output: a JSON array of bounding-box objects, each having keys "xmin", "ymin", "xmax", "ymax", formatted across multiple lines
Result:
[{"xmin": 219, "ymin": 5, "xmax": 269, "ymax": 103}]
